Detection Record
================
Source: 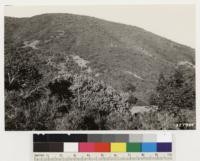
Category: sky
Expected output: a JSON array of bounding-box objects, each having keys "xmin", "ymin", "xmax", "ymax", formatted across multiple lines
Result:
[{"xmin": 4, "ymin": 5, "xmax": 196, "ymax": 48}]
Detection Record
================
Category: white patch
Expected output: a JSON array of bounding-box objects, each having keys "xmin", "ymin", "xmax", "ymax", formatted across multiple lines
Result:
[
  {"xmin": 23, "ymin": 40, "xmax": 40, "ymax": 49},
  {"xmin": 71, "ymin": 55, "xmax": 89, "ymax": 68},
  {"xmin": 135, "ymin": 47, "xmax": 153, "ymax": 57},
  {"xmin": 131, "ymin": 106, "xmax": 158, "ymax": 114},
  {"xmin": 123, "ymin": 71, "xmax": 144, "ymax": 80},
  {"xmin": 131, "ymin": 106, "xmax": 150, "ymax": 114},
  {"xmin": 141, "ymin": 49, "xmax": 152, "ymax": 57},
  {"xmin": 44, "ymin": 39, "xmax": 51, "ymax": 43},
  {"xmin": 178, "ymin": 61, "xmax": 195, "ymax": 68},
  {"xmin": 110, "ymin": 42, "xmax": 118, "ymax": 47},
  {"xmin": 144, "ymin": 52, "xmax": 152, "ymax": 57},
  {"xmin": 56, "ymin": 30, "xmax": 65, "ymax": 36},
  {"xmin": 95, "ymin": 73, "xmax": 100, "ymax": 77},
  {"xmin": 86, "ymin": 67, "xmax": 92, "ymax": 73}
]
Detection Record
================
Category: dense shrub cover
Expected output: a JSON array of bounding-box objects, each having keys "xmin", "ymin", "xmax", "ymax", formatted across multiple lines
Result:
[
  {"xmin": 150, "ymin": 66, "xmax": 195, "ymax": 113},
  {"xmin": 5, "ymin": 45, "xmax": 195, "ymax": 130}
]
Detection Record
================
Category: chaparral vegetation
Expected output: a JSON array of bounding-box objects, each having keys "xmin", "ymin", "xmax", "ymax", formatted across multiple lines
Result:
[{"xmin": 5, "ymin": 14, "xmax": 195, "ymax": 130}]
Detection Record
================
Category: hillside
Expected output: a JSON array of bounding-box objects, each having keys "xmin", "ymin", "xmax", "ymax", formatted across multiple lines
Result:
[{"xmin": 5, "ymin": 13, "xmax": 195, "ymax": 104}]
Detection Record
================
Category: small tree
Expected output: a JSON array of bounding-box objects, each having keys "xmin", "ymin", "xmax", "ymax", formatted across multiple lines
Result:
[
  {"xmin": 152, "ymin": 66, "xmax": 195, "ymax": 113},
  {"xmin": 5, "ymin": 47, "xmax": 42, "ymax": 91}
]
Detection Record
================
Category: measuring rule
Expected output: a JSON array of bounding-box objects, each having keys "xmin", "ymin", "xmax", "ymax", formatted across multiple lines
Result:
[{"xmin": 33, "ymin": 133, "xmax": 173, "ymax": 161}]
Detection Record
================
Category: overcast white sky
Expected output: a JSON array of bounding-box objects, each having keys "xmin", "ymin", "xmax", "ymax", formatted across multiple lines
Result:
[{"xmin": 4, "ymin": 5, "xmax": 195, "ymax": 48}]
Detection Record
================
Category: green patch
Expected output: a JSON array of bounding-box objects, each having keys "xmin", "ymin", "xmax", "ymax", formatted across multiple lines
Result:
[{"xmin": 126, "ymin": 143, "xmax": 141, "ymax": 152}]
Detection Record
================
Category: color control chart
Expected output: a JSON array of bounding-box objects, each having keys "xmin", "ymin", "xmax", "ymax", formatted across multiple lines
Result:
[{"xmin": 33, "ymin": 133, "xmax": 173, "ymax": 161}]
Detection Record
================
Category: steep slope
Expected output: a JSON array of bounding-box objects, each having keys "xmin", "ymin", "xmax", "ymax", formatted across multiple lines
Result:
[{"xmin": 5, "ymin": 13, "xmax": 195, "ymax": 104}]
